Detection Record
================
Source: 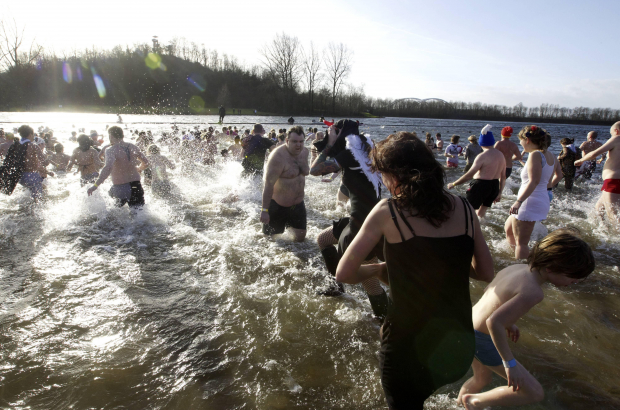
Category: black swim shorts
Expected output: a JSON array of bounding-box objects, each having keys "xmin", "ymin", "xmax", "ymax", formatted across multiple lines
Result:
[
  {"xmin": 109, "ymin": 180, "xmax": 145, "ymax": 208},
  {"xmin": 505, "ymin": 168, "xmax": 513, "ymax": 178},
  {"xmin": 263, "ymin": 199, "xmax": 307, "ymax": 235},
  {"xmin": 466, "ymin": 179, "xmax": 500, "ymax": 209}
]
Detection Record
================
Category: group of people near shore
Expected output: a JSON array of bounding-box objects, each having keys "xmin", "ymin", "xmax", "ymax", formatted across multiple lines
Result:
[{"xmin": 1, "ymin": 119, "xmax": 619, "ymax": 409}]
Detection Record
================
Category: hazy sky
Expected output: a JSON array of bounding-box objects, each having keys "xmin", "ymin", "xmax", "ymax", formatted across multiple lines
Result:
[{"xmin": 3, "ymin": 0, "xmax": 619, "ymax": 109}]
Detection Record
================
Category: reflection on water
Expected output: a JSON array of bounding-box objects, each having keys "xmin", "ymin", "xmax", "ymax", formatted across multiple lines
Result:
[{"xmin": 0, "ymin": 113, "xmax": 619, "ymax": 409}]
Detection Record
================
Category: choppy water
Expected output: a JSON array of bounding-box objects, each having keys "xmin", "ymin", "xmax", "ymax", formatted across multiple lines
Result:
[{"xmin": 1, "ymin": 113, "xmax": 619, "ymax": 409}]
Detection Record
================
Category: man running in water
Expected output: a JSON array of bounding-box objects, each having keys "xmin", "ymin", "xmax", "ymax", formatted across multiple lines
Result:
[
  {"xmin": 87, "ymin": 126, "xmax": 149, "ymax": 207},
  {"xmin": 576, "ymin": 131, "xmax": 603, "ymax": 180},
  {"xmin": 449, "ymin": 125, "xmax": 506, "ymax": 218},
  {"xmin": 494, "ymin": 126, "xmax": 523, "ymax": 178},
  {"xmin": 260, "ymin": 126, "xmax": 309, "ymax": 241},
  {"xmin": 575, "ymin": 121, "xmax": 620, "ymax": 224},
  {"xmin": 240, "ymin": 124, "xmax": 275, "ymax": 177},
  {"xmin": 16, "ymin": 125, "xmax": 49, "ymax": 201}
]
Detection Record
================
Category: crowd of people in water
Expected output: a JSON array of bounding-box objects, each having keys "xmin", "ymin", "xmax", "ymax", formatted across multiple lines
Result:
[{"xmin": 0, "ymin": 118, "xmax": 619, "ymax": 409}]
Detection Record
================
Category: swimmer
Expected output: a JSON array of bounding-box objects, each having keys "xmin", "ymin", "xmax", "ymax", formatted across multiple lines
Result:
[
  {"xmin": 17, "ymin": 125, "xmax": 49, "ymax": 201},
  {"xmin": 445, "ymin": 134, "xmax": 463, "ymax": 168},
  {"xmin": 435, "ymin": 133, "xmax": 443, "ymax": 150},
  {"xmin": 575, "ymin": 121, "xmax": 620, "ymax": 224},
  {"xmin": 495, "ymin": 126, "xmax": 524, "ymax": 179},
  {"xmin": 260, "ymin": 126, "xmax": 309, "ymax": 242},
  {"xmin": 87, "ymin": 126, "xmax": 149, "ymax": 207},
  {"xmin": 448, "ymin": 125, "xmax": 506, "ymax": 218},
  {"xmin": 145, "ymin": 144, "xmax": 176, "ymax": 197},
  {"xmin": 227, "ymin": 136, "xmax": 243, "ymax": 160},
  {"xmin": 67, "ymin": 134, "xmax": 104, "ymax": 186},
  {"xmin": 48, "ymin": 143, "xmax": 71, "ymax": 172},
  {"xmin": 463, "ymin": 135, "xmax": 483, "ymax": 173},
  {"xmin": 240, "ymin": 124, "xmax": 275, "ymax": 177},
  {"xmin": 458, "ymin": 228, "xmax": 594, "ymax": 409},
  {"xmin": 575, "ymin": 131, "xmax": 604, "ymax": 180}
]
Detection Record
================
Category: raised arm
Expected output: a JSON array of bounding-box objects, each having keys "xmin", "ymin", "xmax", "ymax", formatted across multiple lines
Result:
[{"xmin": 575, "ymin": 136, "xmax": 617, "ymax": 166}]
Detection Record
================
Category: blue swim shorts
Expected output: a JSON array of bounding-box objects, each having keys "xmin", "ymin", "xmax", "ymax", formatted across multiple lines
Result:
[
  {"xmin": 474, "ymin": 329, "xmax": 503, "ymax": 367},
  {"xmin": 19, "ymin": 172, "xmax": 44, "ymax": 199}
]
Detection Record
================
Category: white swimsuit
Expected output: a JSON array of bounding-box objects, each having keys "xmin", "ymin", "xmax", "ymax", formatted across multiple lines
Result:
[{"xmin": 515, "ymin": 152, "xmax": 554, "ymax": 222}]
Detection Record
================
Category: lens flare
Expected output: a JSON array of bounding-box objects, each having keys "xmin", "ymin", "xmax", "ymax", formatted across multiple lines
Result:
[
  {"xmin": 91, "ymin": 67, "xmax": 106, "ymax": 98},
  {"xmin": 77, "ymin": 66, "xmax": 83, "ymax": 81},
  {"xmin": 62, "ymin": 62, "xmax": 72, "ymax": 83},
  {"xmin": 187, "ymin": 74, "xmax": 206, "ymax": 92},
  {"xmin": 188, "ymin": 95, "xmax": 205, "ymax": 113},
  {"xmin": 145, "ymin": 53, "xmax": 161, "ymax": 70}
]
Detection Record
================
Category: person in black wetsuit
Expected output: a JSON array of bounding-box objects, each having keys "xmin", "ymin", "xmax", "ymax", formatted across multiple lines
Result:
[
  {"xmin": 336, "ymin": 132, "xmax": 494, "ymax": 409},
  {"xmin": 310, "ymin": 119, "xmax": 389, "ymax": 319},
  {"xmin": 240, "ymin": 123, "xmax": 275, "ymax": 177}
]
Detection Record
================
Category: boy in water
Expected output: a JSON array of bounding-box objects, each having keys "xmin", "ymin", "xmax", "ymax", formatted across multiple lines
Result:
[
  {"xmin": 495, "ymin": 126, "xmax": 523, "ymax": 178},
  {"xmin": 48, "ymin": 143, "xmax": 71, "ymax": 172},
  {"xmin": 448, "ymin": 125, "xmax": 505, "ymax": 218},
  {"xmin": 458, "ymin": 228, "xmax": 595, "ymax": 409}
]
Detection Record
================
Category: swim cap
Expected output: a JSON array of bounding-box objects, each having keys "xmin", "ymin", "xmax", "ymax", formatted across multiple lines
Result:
[
  {"xmin": 501, "ymin": 126, "xmax": 513, "ymax": 137},
  {"xmin": 479, "ymin": 124, "xmax": 495, "ymax": 146}
]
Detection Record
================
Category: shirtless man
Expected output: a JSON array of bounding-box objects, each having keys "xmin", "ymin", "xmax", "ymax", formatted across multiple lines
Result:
[
  {"xmin": 260, "ymin": 126, "xmax": 310, "ymax": 241},
  {"xmin": 17, "ymin": 125, "xmax": 49, "ymax": 201},
  {"xmin": 575, "ymin": 131, "xmax": 603, "ymax": 180},
  {"xmin": 87, "ymin": 126, "xmax": 149, "ymax": 207},
  {"xmin": 575, "ymin": 121, "xmax": 620, "ymax": 224},
  {"xmin": 227, "ymin": 136, "xmax": 243, "ymax": 160},
  {"xmin": 494, "ymin": 126, "xmax": 523, "ymax": 179},
  {"xmin": 448, "ymin": 125, "xmax": 506, "ymax": 218},
  {"xmin": 67, "ymin": 134, "xmax": 103, "ymax": 186},
  {"xmin": 436, "ymin": 133, "xmax": 444, "ymax": 150},
  {"xmin": 48, "ymin": 144, "xmax": 71, "ymax": 172}
]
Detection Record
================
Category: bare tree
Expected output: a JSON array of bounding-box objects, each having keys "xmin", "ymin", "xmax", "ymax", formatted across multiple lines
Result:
[
  {"xmin": 0, "ymin": 18, "xmax": 43, "ymax": 70},
  {"xmin": 260, "ymin": 32, "xmax": 303, "ymax": 108},
  {"xmin": 302, "ymin": 41, "xmax": 322, "ymax": 114},
  {"xmin": 324, "ymin": 42, "xmax": 353, "ymax": 114}
]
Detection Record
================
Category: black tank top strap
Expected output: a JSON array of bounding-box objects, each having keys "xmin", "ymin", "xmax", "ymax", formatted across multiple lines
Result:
[
  {"xmin": 387, "ymin": 199, "xmax": 406, "ymax": 242},
  {"xmin": 394, "ymin": 204, "xmax": 416, "ymax": 237},
  {"xmin": 459, "ymin": 196, "xmax": 475, "ymax": 239}
]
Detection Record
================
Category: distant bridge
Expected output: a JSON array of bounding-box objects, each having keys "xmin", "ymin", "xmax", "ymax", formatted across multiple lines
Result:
[{"xmin": 393, "ymin": 97, "xmax": 452, "ymax": 105}]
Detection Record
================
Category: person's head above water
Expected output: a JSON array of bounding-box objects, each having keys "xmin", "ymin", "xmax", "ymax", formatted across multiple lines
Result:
[
  {"xmin": 371, "ymin": 131, "xmax": 453, "ymax": 228},
  {"xmin": 251, "ymin": 124, "xmax": 265, "ymax": 135},
  {"xmin": 77, "ymin": 134, "xmax": 92, "ymax": 152},
  {"xmin": 518, "ymin": 125, "xmax": 549, "ymax": 151},
  {"xmin": 54, "ymin": 143, "xmax": 64, "ymax": 154},
  {"xmin": 286, "ymin": 126, "xmax": 305, "ymax": 155},
  {"xmin": 18, "ymin": 125, "xmax": 34, "ymax": 139},
  {"xmin": 587, "ymin": 131, "xmax": 598, "ymax": 140},
  {"xmin": 528, "ymin": 228, "xmax": 595, "ymax": 282},
  {"xmin": 147, "ymin": 144, "xmax": 160, "ymax": 155},
  {"xmin": 108, "ymin": 126, "xmax": 124, "ymax": 142}
]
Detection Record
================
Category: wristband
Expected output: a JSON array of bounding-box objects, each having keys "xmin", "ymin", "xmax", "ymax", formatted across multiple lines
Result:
[
  {"xmin": 503, "ymin": 358, "xmax": 517, "ymax": 368},
  {"xmin": 93, "ymin": 183, "xmax": 99, "ymax": 188},
  {"xmin": 516, "ymin": 199, "xmax": 523, "ymax": 204},
  {"xmin": 261, "ymin": 208, "xmax": 268, "ymax": 213}
]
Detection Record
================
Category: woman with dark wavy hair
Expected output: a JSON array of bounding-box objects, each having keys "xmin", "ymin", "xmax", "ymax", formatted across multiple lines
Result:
[{"xmin": 336, "ymin": 132, "xmax": 494, "ymax": 409}]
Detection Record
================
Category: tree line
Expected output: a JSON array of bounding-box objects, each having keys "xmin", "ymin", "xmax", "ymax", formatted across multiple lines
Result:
[{"xmin": 1, "ymin": 21, "xmax": 618, "ymax": 125}]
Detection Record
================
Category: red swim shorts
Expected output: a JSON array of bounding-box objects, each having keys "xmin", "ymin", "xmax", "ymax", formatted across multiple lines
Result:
[
  {"xmin": 601, "ymin": 179, "xmax": 620, "ymax": 194},
  {"xmin": 446, "ymin": 161, "xmax": 458, "ymax": 168}
]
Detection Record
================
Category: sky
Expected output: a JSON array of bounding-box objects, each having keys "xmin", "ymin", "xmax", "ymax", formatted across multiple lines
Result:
[{"xmin": 2, "ymin": 0, "xmax": 620, "ymax": 109}]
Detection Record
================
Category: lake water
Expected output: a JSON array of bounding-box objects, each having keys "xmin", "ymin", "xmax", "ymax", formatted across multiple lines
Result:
[{"xmin": 0, "ymin": 113, "xmax": 619, "ymax": 409}]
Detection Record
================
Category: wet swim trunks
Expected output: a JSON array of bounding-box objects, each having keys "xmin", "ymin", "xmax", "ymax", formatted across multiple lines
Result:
[
  {"xmin": 473, "ymin": 330, "xmax": 503, "ymax": 367},
  {"xmin": 446, "ymin": 160, "xmax": 458, "ymax": 168},
  {"xmin": 19, "ymin": 171, "xmax": 43, "ymax": 199},
  {"xmin": 109, "ymin": 180, "xmax": 145, "ymax": 207},
  {"xmin": 506, "ymin": 168, "xmax": 513, "ymax": 178},
  {"xmin": 601, "ymin": 179, "xmax": 620, "ymax": 194},
  {"xmin": 466, "ymin": 179, "xmax": 500, "ymax": 209},
  {"xmin": 81, "ymin": 172, "xmax": 99, "ymax": 187},
  {"xmin": 262, "ymin": 199, "xmax": 307, "ymax": 235}
]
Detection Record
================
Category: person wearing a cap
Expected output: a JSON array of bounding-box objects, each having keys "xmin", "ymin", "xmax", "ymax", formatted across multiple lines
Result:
[
  {"xmin": 448, "ymin": 125, "xmax": 506, "ymax": 218},
  {"xmin": 494, "ymin": 126, "xmax": 523, "ymax": 179}
]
